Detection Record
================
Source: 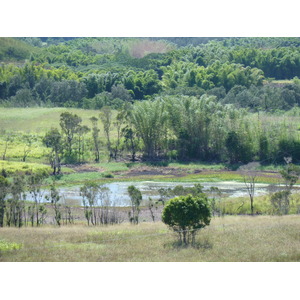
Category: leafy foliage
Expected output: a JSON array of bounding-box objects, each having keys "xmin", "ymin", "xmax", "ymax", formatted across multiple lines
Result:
[
  {"xmin": 162, "ymin": 194, "xmax": 211, "ymax": 245},
  {"xmin": 127, "ymin": 185, "xmax": 142, "ymax": 224},
  {"xmin": 1, "ymin": 37, "xmax": 300, "ymax": 110}
]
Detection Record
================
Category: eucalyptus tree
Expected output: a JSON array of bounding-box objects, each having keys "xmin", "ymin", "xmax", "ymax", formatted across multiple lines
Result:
[
  {"xmin": 97, "ymin": 185, "xmax": 112, "ymax": 224},
  {"xmin": 27, "ymin": 170, "xmax": 49, "ymax": 226},
  {"xmin": 127, "ymin": 185, "xmax": 142, "ymax": 224},
  {"xmin": 0, "ymin": 175, "xmax": 9, "ymax": 227},
  {"xmin": 80, "ymin": 182, "xmax": 118, "ymax": 225},
  {"xmin": 1, "ymin": 131, "xmax": 14, "ymax": 161},
  {"xmin": 60, "ymin": 112, "xmax": 82, "ymax": 162},
  {"xmin": 119, "ymin": 103, "xmax": 139, "ymax": 161},
  {"xmin": 112, "ymin": 110, "xmax": 126, "ymax": 160},
  {"xmin": 147, "ymin": 197, "xmax": 156, "ymax": 222},
  {"xmin": 21, "ymin": 134, "xmax": 35, "ymax": 162},
  {"xmin": 122, "ymin": 126, "xmax": 139, "ymax": 161},
  {"xmin": 90, "ymin": 116, "xmax": 101, "ymax": 162},
  {"xmin": 239, "ymin": 162, "xmax": 260, "ymax": 215},
  {"xmin": 77, "ymin": 125, "xmax": 90, "ymax": 163},
  {"xmin": 80, "ymin": 182, "xmax": 100, "ymax": 226},
  {"xmin": 43, "ymin": 128, "xmax": 63, "ymax": 175},
  {"xmin": 99, "ymin": 106, "xmax": 113, "ymax": 160},
  {"xmin": 45, "ymin": 182, "xmax": 61, "ymax": 226},
  {"xmin": 6, "ymin": 175, "xmax": 26, "ymax": 227}
]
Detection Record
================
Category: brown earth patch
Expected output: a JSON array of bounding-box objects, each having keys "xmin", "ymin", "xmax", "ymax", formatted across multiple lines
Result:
[
  {"xmin": 65, "ymin": 164, "xmax": 105, "ymax": 173},
  {"xmin": 125, "ymin": 166, "xmax": 187, "ymax": 177}
]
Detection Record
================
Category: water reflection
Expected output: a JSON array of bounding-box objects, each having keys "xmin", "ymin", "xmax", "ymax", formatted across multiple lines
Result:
[{"xmin": 25, "ymin": 181, "xmax": 286, "ymax": 207}]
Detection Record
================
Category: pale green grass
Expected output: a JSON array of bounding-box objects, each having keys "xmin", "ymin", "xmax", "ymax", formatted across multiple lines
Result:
[
  {"xmin": 168, "ymin": 161, "xmax": 226, "ymax": 170},
  {"xmin": 0, "ymin": 135, "xmax": 48, "ymax": 161},
  {"xmin": 155, "ymin": 171, "xmax": 280, "ymax": 184},
  {"xmin": 0, "ymin": 107, "xmax": 118, "ymax": 134},
  {"xmin": 0, "ymin": 160, "xmax": 52, "ymax": 175},
  {"xmin": 221, "ymin": 193, "xmax": 300, "ymax": 215},
  {"xmin": 56, "ymin": 172, "xmax": 108, "ymax": 185},
  {"xmin": 271, "ymin": 79, "xmax": 293, "ymax": 84},
  {"xmin": 0, "ymin": 160, "xmax": 73, "ymax": 175},
  {"xmin": 1, "ymin": 215, "xmax": 300, "ymax": 261},
  {"xmin": 0, "ymin": 107, "xmax": 119, "ymax": 163}
]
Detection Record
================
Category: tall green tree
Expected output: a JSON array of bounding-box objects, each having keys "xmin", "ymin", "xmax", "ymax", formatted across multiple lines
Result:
[
  {"xmin": 127, "ymin": 185, "xmax": 142, "ymax": 224},
  {"xmin": 27, "ymin": 170, "xmax": 49, "ymax": 226},
  {"xmin": 60, "ymin": 112, "xmax": 82, "ymax": 162},
  {"xmin": 43, "ymin": 128, "xmax": 63, "ymax": 175},
  {"xmin": 90, "ymin": 116, "xmax": 101, "ymax": 163},
  {"xmin": 46, "ymin": 182, "xmax": 61, "ymax": 226},
  {"xmin": 100, "ymin": 106, "xmax": 113, "ymax": 160},
  {"xmin": 6, "ymin": 175, "xmax": 26, "ymax": 227}
]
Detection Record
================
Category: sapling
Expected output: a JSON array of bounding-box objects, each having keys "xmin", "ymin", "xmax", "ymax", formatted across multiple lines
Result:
[
  {"xmin": 46, "ymin": 182, "xmax": 61, "ymax": 226},
  {"xmin": 127, "ymin": 185, "xmax": 142, "ymax": 224}
]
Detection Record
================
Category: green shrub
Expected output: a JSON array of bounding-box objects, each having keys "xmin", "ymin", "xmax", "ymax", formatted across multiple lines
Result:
[
  {"xmin": 102, "ymin": 173, "xmax": 114, "ymax": 178},
  {"xmin": 162, "ymin": 194, "xmax": 211, "ymax": 245}
]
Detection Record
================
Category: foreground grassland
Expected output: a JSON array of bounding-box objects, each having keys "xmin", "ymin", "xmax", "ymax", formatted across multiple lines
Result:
[{"xmin": 1, "ymin": 215, "xmax": 300, "ymax": 262}]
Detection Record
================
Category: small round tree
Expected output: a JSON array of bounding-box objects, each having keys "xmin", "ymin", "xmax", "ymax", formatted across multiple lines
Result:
[{"xmin": 162, "ymin": 194, "xmax": 211, "ymax": 245}]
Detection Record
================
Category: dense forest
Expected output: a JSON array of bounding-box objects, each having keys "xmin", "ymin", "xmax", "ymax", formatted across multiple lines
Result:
[
  {"xmin": 1, "ymin": 37, "xmax": 300, "ymax": 109},
  {"xmin": 1, "ymin": 37, "xmax": 300, "ymax": 165}
]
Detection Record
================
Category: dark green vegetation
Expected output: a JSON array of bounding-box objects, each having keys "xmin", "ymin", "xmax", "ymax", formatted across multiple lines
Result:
[
  {"xmin": 162, "ymin": 193, "xmax": 211, "ymax": 245},
  {"xmin": 1, "ymin": 37, "xmax": 300, "ymax": 110}
]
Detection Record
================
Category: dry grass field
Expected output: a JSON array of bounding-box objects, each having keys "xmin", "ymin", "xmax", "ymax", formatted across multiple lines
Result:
[{"xmin": 1, "ymin": 215, "xmax": 300, "ymax": 262}]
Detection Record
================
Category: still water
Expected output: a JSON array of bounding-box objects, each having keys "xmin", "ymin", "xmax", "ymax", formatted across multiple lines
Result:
[{"xmin": 26, "ymin": 181, "xmax": 282, "ymax": 206}]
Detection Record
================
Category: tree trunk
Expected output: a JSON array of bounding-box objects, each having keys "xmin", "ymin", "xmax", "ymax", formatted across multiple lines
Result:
[{"xmin": 0, "ymin": 201, "xmax": 4, "ymax": 227}]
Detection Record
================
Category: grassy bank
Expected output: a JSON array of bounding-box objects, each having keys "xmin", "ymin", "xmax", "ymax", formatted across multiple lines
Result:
[
  {"xmin": 1, "ymin": 215, "xmax": 300, "ymax": 262},
  {"xmin": 0, "ymin": 107, "xmax": 109, "ymax": 133}
]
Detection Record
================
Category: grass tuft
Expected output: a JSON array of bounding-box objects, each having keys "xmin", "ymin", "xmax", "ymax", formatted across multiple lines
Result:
[{"xmin": 0, "ymin": 240, "xmax": 22, "ymax": 252}]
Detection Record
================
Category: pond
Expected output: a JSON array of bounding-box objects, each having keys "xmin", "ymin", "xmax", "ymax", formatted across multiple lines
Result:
[{"xmin": 26, "ymin": 181, "xmax": 286, "ymax": 207}]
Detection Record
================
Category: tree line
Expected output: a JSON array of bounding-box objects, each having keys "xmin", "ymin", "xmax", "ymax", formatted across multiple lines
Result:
[
  {"xmin": 1, "ymin": 37, "xmax": 300, "ymax": 111},
  {"xmin": 127, "ymin": 95, "xmax": 300, "ymax": 164},
  {"xmin": 26, "ymin": 94, "xmax": 299, "ymax": 171}
]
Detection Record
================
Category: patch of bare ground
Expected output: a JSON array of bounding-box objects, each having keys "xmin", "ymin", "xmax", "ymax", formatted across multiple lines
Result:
[
  {"xmin": 65, "ymin": 164, "xmax": 105, "ymax": 173},
  {"xmin": 125, "ymin": 166, "xmax": 187, "ymax": 177},
  {"xmin": 255, "ymin": 170, "xmax": 282, "ymax": 179}
]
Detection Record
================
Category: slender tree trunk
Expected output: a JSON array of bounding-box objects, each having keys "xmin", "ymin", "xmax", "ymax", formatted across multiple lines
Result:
[
  {"xmin": 0, "ymin": 200, "xmax": 5, "ymax": 227},
  {"xmin": 2, "ymin": 140, "xmax": 9, "ymax": 160}
]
